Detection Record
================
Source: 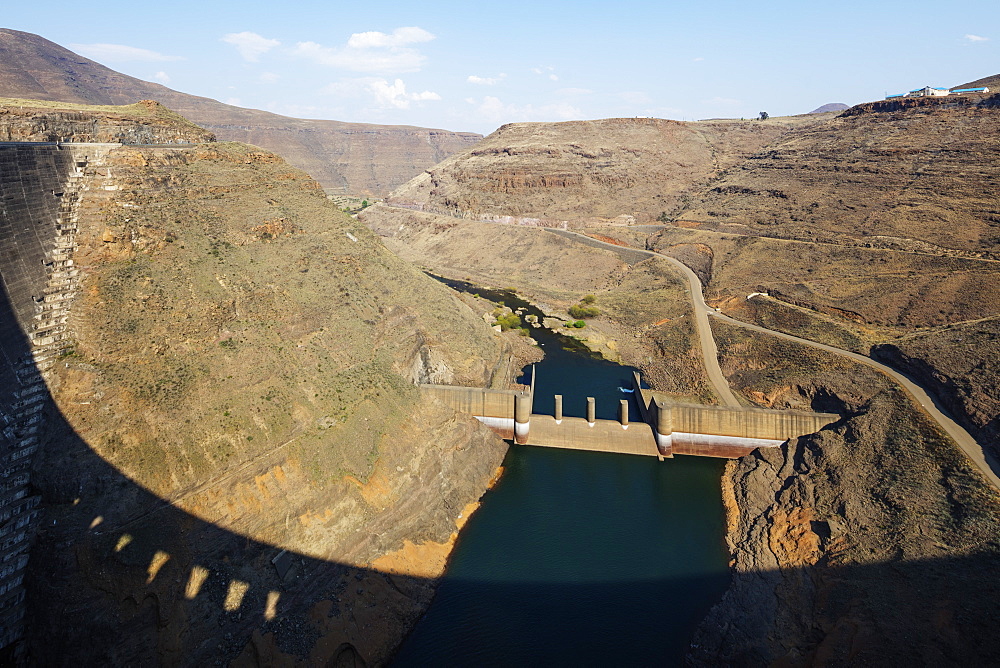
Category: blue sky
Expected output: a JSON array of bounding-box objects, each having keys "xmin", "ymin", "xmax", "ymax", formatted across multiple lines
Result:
[{"xmin": 6, "ymin": 0, "xmax": 998, "ymax": 134}]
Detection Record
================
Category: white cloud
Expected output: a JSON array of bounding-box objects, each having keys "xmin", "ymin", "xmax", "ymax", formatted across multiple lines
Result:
[
  {"xmin": 152, "ymin": 71, "xmax": 171, "ymax": 84},
  {"xmin": 224, "ymin": 97, "xmax": 242, "ymax": 106},
  {"xmin": 549, "ymin": 74, "xmax": 559, "ymax": 81},
  {"xmin": 556, "ymin": 87, "xmax": 594, "ymax": 96},
  {"xmin": 346, "ymin": 26, "xmax": 434, "ymax": 49},
  {"xmin": 471, "ymin": 95, "xmax": 581, "ymax": 125},
  {"xmin": 70, "ymin": 43, "xmax": 183, "ymax": 63},
  {"xmin": 292, "ymin": 26, "xmax": 435, "ymax": 73},
  {"xmin": 367, "ymin": 78, "xmax": 441, "ymax": 109},
  {"xmin": 468, "ymin": 73, "xmax": 507, "ymax": 85},
  {"xmin": 964, "ymin": 34, "xmax": 989, "ymax": 42},
  {"xmin": 259, "ymin": 72, "xmax": 280, "ymax": 83},
  {"xmin": 221, "ymin": 32, "xmax": 280, "ymax": 62},
  {"xmin": 692, "ymin": 56, "xmax": 705, "ymax": 62}
]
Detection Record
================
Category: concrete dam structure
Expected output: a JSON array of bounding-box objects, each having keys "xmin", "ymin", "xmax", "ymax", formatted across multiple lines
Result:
[
  {"xmin": 420, "ymin": 369, "xmax": 838, "ymax": 460},
  {"xmin": 0, "ymin": 142, "xmax": 119, "ymax": 650}
]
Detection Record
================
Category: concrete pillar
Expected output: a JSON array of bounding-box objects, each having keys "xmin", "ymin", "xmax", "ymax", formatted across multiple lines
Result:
[
  {"xmin": 586, "ymin": 397, "xmax": 596, "ymax": 426},
  {"xmin": 554, "ymin": 394, "xmax": 563, "ymax": 423},
  {"xmin": 514, "ymin": 392, "xmax": 531, "ymax": 445},
  {"xmin": 619, "ymin": 399, "xmax": 629, "ymax": 428},
  {"xmin": 655, "ymin": 400, "xmax": 673, "ymax": 457}
]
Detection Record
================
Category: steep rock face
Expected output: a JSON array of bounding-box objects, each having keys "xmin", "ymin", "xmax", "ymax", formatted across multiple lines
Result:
[
  {"xmin": 0, "ymin": 29, "xmax": 481, "ymax": 195},
  {"xmin": 0, "ymin": 98, "xmax": 214, "ymax": 143},
  {"xmin": 0, "ymin": 104, "xmax": 507, "ymax": 663},
  {"xmin": 677, "ymin": 95, "xmax": 1000, "ymax": 258},
  {"xmin": 388, "ymin": 116, "xmax": 816, "ymax": 224},
  {"xmin": 693, "ymin": 325, "xmax": 1000, "ymax": 665},
  {"xmin": 872, "ymin": 320, "xmax": 1000, "ymax": 464}
]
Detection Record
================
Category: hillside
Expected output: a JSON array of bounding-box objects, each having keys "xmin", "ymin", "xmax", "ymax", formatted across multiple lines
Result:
[
  {"xmin": 675, "ymin": 92, "xmax": 1000, "ymax": 258},
  {"xmin": 952, "ymin": 72, "xmax": 1000, "ymax": 90},
  {"xmin": 0, "ymin": 101, "xmax": 510, "ymax": 663},
  {"xmin": 0, "ymin": 28, "xmax": 481, "ymax": 195},
  {"xmin": 388, "ymin": 115, "xmax": 829, "ymax": 224}
]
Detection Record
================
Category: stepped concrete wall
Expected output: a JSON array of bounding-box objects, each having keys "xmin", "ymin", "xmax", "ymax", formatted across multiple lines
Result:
[{"xmin": 0, "ymin": 142, "xmax": 115, "ymax": 651}]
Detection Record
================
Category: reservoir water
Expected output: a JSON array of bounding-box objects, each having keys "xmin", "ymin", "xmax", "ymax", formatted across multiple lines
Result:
[{"xmin": 393, "ymin": 283, "xmax": 731, "ymax": 666}]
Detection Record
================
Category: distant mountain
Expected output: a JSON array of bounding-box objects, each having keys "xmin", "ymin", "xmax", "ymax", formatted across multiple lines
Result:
[
  {"xmin": 0, "ymin": 28, "xmax": 481, "ymax": 195},
  {"xmin": 951, "ymin": 73, "xmax": 1000, "ymax": 91},
  {"xmin": 808, "ymin": 103, "xmax": 849, "ymax": 114}
]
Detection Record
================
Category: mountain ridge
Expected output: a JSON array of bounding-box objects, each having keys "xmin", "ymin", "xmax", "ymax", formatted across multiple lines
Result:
[{"xmin": 0, "ymin": 28, "xmax": 481, "ymax": 195}]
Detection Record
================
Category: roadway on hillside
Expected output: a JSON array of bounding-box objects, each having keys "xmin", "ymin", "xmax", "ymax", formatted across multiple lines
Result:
[{"xmin": 552, "ymin": 229, "xmax": 1000, "ymax": 490}]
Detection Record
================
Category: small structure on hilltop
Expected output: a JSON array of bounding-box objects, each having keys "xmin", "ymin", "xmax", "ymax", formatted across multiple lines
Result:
[
  {"xmin": 906, "ymin": 86, "xmax": 951, "ymax": 98},
  {"xmin": 885, "ymin": 85, "xmax": 989, "ymax": 100}
]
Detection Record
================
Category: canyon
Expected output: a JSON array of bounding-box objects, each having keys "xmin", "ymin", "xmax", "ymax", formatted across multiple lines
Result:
[
  {"xmin": 2, "ymin": 30, "xmax": 999, "ymax": 663},
  {"xmin": 363, "ymin": 89, "xmax": 1000, "ymax": 663}
]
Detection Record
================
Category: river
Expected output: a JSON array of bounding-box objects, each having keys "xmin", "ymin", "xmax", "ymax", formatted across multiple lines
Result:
[{"xmin": 392, "ymin": 282, "xmax": 731, "ymax": 666}]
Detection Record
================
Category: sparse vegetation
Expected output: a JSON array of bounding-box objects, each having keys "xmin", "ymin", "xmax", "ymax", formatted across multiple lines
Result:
[{"xmin": 568, "ymin": 303, "xmax": 600, "ymax": 319}]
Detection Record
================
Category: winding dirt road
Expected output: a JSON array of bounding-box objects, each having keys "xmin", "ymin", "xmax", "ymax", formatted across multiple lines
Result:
[{"xmin": 555, "ymin": 229, "xmax": 1000, "ymax": 490}]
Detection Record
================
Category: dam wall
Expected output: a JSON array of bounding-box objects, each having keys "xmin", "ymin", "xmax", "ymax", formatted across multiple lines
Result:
[
  {"xmin": 423, "ymin": 369, "xmax": 837, "ymax": 460},
  {"xmin": 0, "ymin": 142, "xmax": 115, "ymax": 650}
]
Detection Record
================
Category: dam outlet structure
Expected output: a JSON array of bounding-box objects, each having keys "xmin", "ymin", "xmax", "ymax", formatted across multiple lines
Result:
[{"xmin": 420, "ymin": 370, "xmax": 838, "ymax": 460}]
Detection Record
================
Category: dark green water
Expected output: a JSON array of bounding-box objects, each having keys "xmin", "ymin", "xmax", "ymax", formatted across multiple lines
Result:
[{"xmin": 393, "ymin": 281, "xmax": 731, "ymax": 666}]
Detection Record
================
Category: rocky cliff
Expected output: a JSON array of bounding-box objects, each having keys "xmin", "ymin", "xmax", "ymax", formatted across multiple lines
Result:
[
  {"xmin": 0, "ymin": 29, "xmax": 482, "ymax": 195},
  {"xmin": 0, "ymin": 102, "xmax": 508, "ymax": 664},
  {"xmin": 0, "ymin": 97, "xmax": 214, "ymax": 143},
  {"xmin": 691, "ymin": 323, "xmax": 1000, "ymax": 665},
  {"xmin": 387, "ymin": 116, "xmax": 823, "ymax": 224}
]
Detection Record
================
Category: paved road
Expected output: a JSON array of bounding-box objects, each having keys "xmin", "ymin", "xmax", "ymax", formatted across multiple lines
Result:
[{"xmin": 551, "ymin": 229, "xmax": 1000, "ymax": 490}]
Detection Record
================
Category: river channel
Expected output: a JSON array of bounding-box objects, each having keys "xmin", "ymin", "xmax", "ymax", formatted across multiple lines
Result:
[{"xmin": 393, "ymin": 282, "xmax": 731, "ymax": 666}]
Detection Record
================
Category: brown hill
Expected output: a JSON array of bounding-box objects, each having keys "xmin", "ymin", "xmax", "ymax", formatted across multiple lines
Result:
[
  {"xmin": 388, "ymin": 115, "xmax": 828, "ymax": 224},
  {"xmin": 808, "ymin": 102, "xmax": 849, "ymax": 113},
  {"xmin": 0, "ymin": 28, "xmax": 481, "ymax": 195},
  {"xmin": 952, "ymin": 73, "xmax": 1000, "ymax": 90},
  {"xmin": 676, "ymin": 93, "xmax": 1000, "ymax": 258}
]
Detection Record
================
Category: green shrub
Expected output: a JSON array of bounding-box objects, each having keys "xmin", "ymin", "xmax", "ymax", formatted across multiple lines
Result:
[
  {"xmin": 581, "ymin": 294, "xmax": 596, "ymax": 304},
  {"xmin": 496, "ymin": 313, "xmax": 522, "ymax": 331},
  {"xmin": 571, "ymin": 320, "xmax": 586, "ymax": 328},
  {"xmin": 568, "ymin": 304, "xmax": 600, "ymax": 319}
]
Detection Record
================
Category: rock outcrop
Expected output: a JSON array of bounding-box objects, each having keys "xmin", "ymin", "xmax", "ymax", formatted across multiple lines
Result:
[
  {"xmin": 692, "ymin": 325, "xmax": 1000, "ymax": 665},
  {"xmin": 0, "ymin": 28, "xmax": 481, "ymax": 195},
  {"xmin": 677, "ymin": 92, "xmax": 1000, "ymax": 258},
  {"xmin": 0, "ymin": 98, "xmax": 214, "ymax": 143}
]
